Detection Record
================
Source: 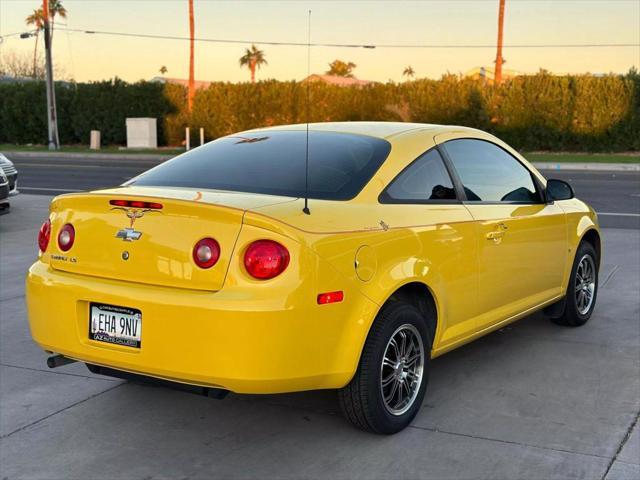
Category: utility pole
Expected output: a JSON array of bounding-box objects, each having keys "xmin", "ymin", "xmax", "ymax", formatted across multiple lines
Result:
[
  {"xmin": 187, "ymin": 0, "xmax": 195, "ymax": 111},
  {"xmin": 42, "ymin": 0, "xmax": 59, "ymax": 149},
  {"xmin": 494, "ymin": 0, "xmax": 506, "ymax": 85}
]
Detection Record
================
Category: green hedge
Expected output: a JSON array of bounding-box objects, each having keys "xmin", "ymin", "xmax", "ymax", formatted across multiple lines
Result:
[
  {"xmin": 1, "ymin": 72, "xmax": 638, "ymax": 151},
  {"xmin": 0, "ymin": 78, "xmax": 174, "ymax": 145}
]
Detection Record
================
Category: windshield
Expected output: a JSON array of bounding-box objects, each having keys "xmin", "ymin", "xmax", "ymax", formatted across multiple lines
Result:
[{"xmin": 130, "ymin": 130, "xmax": 391, "ymax": 200}]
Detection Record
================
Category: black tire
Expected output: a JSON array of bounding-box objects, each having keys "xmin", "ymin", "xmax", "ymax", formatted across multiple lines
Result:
[
  {"xmin": 552, "ymin": 241, "xmax": 599, "ymax": 327},
  {"xmin": 338, "ymin": 301, "xmax": 432, "ymax": 434}
]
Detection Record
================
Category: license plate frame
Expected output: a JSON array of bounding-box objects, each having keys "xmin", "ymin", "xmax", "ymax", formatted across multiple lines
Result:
[{"xmin": 89, "ymin": 302, "xmax": 142, "ymax": 348}]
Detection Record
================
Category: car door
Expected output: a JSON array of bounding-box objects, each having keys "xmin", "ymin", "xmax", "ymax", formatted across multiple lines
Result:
[
  {"xmin": 438, "ymin": 136, "xmax": 568, "ymax": 330},
  {"xmin": 380, "ymin": 146, "xmax": 479, "ymax": 348}
]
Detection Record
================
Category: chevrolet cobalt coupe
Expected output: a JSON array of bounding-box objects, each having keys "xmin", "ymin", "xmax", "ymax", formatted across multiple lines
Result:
[{"xmin": 26, "ymin": 123, "xmax": 600, "ymax": 433}]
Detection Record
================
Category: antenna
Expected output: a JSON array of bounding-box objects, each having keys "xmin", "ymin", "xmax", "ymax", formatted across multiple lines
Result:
[{"xmin": 302, "ymin": 9, "xmax": 311, "ymax": 215}]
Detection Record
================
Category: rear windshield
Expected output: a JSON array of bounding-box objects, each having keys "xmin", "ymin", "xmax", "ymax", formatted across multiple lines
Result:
[{"xmin": 130, "ymin": 130, "xmax": 391, "ymax": 200}]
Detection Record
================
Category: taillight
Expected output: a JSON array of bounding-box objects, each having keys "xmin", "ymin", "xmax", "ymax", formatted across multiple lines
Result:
[
  {"xmin": 38, "ymin": 219, "xmax": 51, "ymax": 252},
  {"xmin": 109, "ymin": 199, "xmax": 163, "ymax": 209},
  {"xmin": 58, "ymin": 223, "xmax": 75, "ymax": 251},
  {"xmin": 193, "ymin": 238, "xmax": 220, "ymax": 269},
  {"xmin": 244, "ymin": 240, "xmax": 290, "ymax": 280}
]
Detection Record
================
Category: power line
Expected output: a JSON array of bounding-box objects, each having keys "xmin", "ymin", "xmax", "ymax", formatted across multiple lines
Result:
[
  {"xmin": 49, "ymin": 27, "xmax": 640, "ymax": 49},
  {"xmin": 2, "ymin": 0, "xmax": 637, "ymax": 2},
  {"xmin": 56, "ymin": 27, "xmax": 375, "ymax": 48}
]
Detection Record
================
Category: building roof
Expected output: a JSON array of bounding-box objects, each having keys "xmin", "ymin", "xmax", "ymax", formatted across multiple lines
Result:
[
  {"xmin": 302, "ymin": 74, "xmax": 375, "ymax": 87},
  {"xmin": 152, "ymin": 74, "xmax": 377, "ymax": 88},
  {"xmin": 0, "ymin": 75, "xmax": 37, "ymax": 84},
  {"xmin": 151, "ymin": 76, "xmax": 213, "ymax": 90},
  {"xmin": 464, "ymin": 66, "xmax": 527, "ymax": 80}
]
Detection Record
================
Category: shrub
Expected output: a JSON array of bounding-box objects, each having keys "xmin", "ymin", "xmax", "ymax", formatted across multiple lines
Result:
[
  {"xmin": 0, "ymin": 72, "xmax": 638, "ymax": 151},
  {"xmin": 0, "ymin": 78, "xmax": 173, "ymax": 145}
]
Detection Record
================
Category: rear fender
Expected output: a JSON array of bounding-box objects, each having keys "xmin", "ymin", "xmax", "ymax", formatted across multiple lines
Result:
[{"xmin": 237, "ymin": 214, "xmax": 380, "ymax": 385}]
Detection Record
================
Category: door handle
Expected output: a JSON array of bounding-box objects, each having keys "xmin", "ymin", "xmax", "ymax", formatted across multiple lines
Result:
[
  {"xmin": 486, "ymin": 231, "xmax": 505, "ymax": 240},
  {"xmin": 487, "ymin": 221, "xmax": 508, "ymax": 243}
]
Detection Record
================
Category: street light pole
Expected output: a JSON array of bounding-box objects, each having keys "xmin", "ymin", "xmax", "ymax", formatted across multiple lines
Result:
[
  {"xmin": 42, "ymin": 0, "xmax": 59, "ymax": 149},
  {"xmin": 187, "ymin": 0, "xmax": 195, "ymax": 111}
]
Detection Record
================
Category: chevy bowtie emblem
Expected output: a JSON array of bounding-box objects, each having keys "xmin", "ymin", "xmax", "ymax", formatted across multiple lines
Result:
[
  {"xmin": 111, "ymin": 206, "xmax": 160, "ymax": 241},
  {"xmin": 116, "ymin": 228, "xmax": 142, "ymax": 242}
]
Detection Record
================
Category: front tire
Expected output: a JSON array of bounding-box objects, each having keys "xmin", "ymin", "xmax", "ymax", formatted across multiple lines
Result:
[
  {"xmin": 552, "ymin": 241, "xmax": 599, "ymax": 327},
  {"xmin": 338, "ymin": 301, "xmax": 431, "ymax": 434}
]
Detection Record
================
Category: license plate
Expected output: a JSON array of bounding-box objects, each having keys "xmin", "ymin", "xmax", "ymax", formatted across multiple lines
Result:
[{"xmin": 89, "ymin": 303, "xmax": 142, "ymax": 348}]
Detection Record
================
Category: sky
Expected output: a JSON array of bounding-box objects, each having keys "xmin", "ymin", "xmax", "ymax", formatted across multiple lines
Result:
[{"xmin": 1, "ymin": 0, "xmax": 639, "ymax": 83}]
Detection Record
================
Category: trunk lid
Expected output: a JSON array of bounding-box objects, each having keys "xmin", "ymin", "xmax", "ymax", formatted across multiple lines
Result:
[{"xmin": 48, "ymin": 186, "xmax": 295, "ymax": 291}]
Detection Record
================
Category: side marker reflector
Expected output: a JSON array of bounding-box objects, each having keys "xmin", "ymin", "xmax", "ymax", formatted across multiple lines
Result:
[{"xmin": 317, "ymin": 291, "xmax": 344, "ymax": 305}]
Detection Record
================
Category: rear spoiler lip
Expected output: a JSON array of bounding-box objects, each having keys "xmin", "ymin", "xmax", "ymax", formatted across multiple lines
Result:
[{"xmin": 50, "ymin": 190, "xmax": 300, "ymax": 217}]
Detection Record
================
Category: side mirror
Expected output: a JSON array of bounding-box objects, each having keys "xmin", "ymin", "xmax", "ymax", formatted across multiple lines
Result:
[{"xmin": 546, "ymin": 179, "xmax": 574, "ymax": 202}]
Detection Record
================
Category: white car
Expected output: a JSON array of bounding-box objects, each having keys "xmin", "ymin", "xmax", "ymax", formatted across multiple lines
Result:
[
  {"xmin": 0, "ymin": 153, "xmax": 18, "ymax": 196},
  {"xmin": 0, "ymin": 168, "xmax": 9, "ymax": 214}
]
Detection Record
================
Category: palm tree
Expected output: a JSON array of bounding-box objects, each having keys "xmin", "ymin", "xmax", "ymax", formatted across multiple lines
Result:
[
  {"xmin": 402, "ymin": 66, "xmax": 415, "ymax": 80},
  {"xmin": 25, "ymin": 8, "xmax": 45, "ymax": 78},
  {"xmin": 239, "ymin": 45, "xmax": 267, "ymax": 83},
  {"xmin": 326, "ymin": 60, "xmax": 356, "ymax": 78},
  {"xmin": 188, "ymin": 0, "xmax": 195, "ymax": 111},
  {"xmin": 49, "ymin": 0, "xmax": 67, "ymax": 45}
]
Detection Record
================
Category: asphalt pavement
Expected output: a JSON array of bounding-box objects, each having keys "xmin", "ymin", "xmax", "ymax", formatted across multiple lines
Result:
[
  {"xmin": 1, "ymin": 192, "xmax": 639, "ymax": 479},
  {"xmin": 5, "ymin": 152, "xmax": 640, "ymax": 229}
]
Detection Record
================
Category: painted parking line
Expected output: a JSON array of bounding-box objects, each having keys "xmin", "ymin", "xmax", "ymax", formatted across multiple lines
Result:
[
  {"xmin": 598, "ymin": 212, "xmax": 640, "ymax": 217},
  {"xmin": 20, "ymin": 187, "xmax": 83, "ymax": 193},
  {"xmin": 15, "ymin": 163, "xmax": 111, "ymax": 169}
]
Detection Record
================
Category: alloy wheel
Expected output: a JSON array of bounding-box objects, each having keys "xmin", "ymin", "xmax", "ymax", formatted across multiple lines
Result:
[
  {"xmin": 379, "ymin": 323, "xmax": 425, "ymax": 416},
  {"xmin": 575, "ymin": 254, "xmax": 596, "ymax": 315}
]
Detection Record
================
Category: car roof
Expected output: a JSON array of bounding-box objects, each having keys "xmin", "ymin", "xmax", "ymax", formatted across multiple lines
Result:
[{"xmin": 243, "ymin": 122, "xmax": 479, "ymax": 140}]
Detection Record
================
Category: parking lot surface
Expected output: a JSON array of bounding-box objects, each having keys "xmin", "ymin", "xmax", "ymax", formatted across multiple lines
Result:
[{"xmin": 1, "ymin": 194, "xmax": 639, "ymax": 480}]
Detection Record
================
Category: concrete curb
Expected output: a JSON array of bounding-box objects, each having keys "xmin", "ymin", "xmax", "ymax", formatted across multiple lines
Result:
[
  {"xmin": 4, "ymin": 151, "xmax": 175, "ymax": 162},
  {"xmin": 532, "ymin": 162, "xmax": 640, "ymax": 172}
]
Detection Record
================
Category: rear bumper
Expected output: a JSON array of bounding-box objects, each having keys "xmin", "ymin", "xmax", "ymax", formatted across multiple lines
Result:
[{"xmin": 26, "ymin": 261, "xmax": 378, "ymax": 394}]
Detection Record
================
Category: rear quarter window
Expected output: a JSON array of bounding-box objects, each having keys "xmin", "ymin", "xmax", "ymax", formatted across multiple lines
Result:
[{"xmin": 380, "ymin": 148, "xmax": 457, "ymax": 203}]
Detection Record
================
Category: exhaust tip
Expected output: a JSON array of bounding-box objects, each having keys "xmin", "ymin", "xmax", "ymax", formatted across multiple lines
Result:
[{"xmin": 47, "ymin": 354, "xmax": 77, "ymax": 368}]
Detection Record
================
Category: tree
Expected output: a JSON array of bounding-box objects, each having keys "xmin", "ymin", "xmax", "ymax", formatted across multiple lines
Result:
[
  {"xmin": 326, "ymin": 60, "xmax": 356, "ymax": 78},
  {"xmin": 239, "ymin": 45, "xmax": 268, "ymax": 83},
  {"xmin": 25, "ymin": 8, "xmax": 45, "ymax": 78},
  {"xmin": 49, "ymin": 0, "xmax": 67, "ymax": 44},
  {"xmin": 402, "ymin": 66, "xmax": 415, "ymax": 80},
  {"xmin": 159, "ymin": 65, "xmax": 168, "ymax": 75},
  {"xmin": 24, "ymin": 1, "xmax": 67, "ymax": 78},
  {"xmin": 188, "ymin": 0, "xmax": 195, "ymax": 111},
  {"xmin": 0, "ymin": 49, "xmax": 43, "ymax": 78},
  {"xmin": 0, "ymin": 49, "xmax": 66, "ymax": 79}
]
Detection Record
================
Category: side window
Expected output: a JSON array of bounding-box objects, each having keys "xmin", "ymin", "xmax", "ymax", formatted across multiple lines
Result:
[
  {"xmin": 381, "ymin": 149, "xmax": 457, "ymax": 203},
  {"xmin": 444, "ymin": 139, "xmax": 541, "ymax": 203}
]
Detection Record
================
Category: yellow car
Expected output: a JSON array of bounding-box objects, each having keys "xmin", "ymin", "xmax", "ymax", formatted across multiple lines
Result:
[{"xmin": 26, "ymin": 122, "xmax": 600, "ymax": 434}]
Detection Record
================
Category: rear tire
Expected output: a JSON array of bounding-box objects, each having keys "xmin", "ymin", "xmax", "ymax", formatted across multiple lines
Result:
[
  {"xmin": 338, "ymin": 301, "xmax": 431, "ymax": 434},
  {"xmin": 552, "ymin": 241, "xmax": 599, "ymax": 327}
]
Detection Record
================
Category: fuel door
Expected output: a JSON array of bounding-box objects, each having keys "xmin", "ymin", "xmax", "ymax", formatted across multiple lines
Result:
[{"xmin": 355, "ymin": 245, "xmax": 377, "ymax": 282}]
